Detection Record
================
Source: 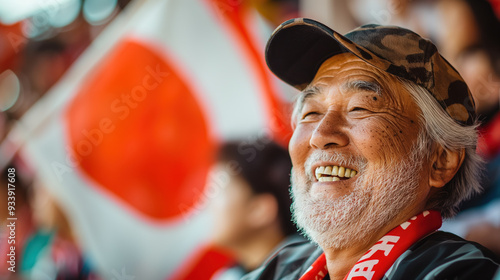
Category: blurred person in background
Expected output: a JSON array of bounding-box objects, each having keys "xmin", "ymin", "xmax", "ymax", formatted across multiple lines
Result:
[
  {"xmin": 10, "ymin": 38, "xmax": 76, "ymax": 120},
  {"xmin": 210, "ymin": 140, "xmax": 300, "ymax": 280},
  {"xmin": 20, "ymin": 178, "xmax": 99, "ymax": 280},
  {"xmin": 2, "ymin": 15, "xmax": 91, "ymax": 121},
  {"xmin": 438, "ymin": 0, "xmax": 500, "ymax": 259},
  {"xmin": 0, "ymin": 0, "xmax": 133, "ymax": 122},
  {"xmin": 0, "ymin": 3, "xmax": 132, "ymax": 279}
]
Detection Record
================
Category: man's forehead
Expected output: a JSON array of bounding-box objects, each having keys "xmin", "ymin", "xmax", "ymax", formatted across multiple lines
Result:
[
  {"xmin": 301, "ymin": 53, "xmax": 404, "ymax": 98},
  {"xmin": 293, "ymin": 54, "xmax": 413, "ymax": 114},
  {"xmin": 313, "ymin": 53, "xmax": 387, "ymax": 83}
]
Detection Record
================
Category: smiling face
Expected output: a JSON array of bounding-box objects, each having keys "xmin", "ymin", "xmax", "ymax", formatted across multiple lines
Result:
[{"xmin": 290, "ymin": 53, "xmax": 434, "ymax": 249}]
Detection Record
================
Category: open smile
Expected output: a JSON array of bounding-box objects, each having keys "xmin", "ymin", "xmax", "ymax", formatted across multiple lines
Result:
[{"xmin": 314, "ymin": 165, "xmax": 358, "ymax": 182}]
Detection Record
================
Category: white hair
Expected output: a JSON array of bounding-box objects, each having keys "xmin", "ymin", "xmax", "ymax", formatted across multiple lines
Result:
[{"xmin": 400, "ymin": 79, "xmax": 485, "ymax": 218}]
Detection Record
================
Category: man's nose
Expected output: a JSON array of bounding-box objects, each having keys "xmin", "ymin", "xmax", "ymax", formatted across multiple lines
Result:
[{"xmin": 309, "ymin": 110, "xmax": 349, "ymax": 149}]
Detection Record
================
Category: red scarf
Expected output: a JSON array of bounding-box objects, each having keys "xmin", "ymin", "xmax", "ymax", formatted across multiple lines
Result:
[{"xmin": 299, "ymin": 210, "xmax": 442, "ymax": 280}]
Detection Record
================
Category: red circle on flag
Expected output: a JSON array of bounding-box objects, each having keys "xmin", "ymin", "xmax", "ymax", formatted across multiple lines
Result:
[{"xmin": 65, "ymin": 40, "xmax": 215, "ymax": 221}]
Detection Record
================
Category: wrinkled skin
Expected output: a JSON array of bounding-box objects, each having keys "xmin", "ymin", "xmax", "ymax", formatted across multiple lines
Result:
[{"xmin": 289, "ymin": 53, "xmax": 439, "ymax": 279}]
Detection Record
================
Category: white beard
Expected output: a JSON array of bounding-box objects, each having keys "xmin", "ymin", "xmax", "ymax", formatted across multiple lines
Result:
[{"xmin": 291, "ymin": 149, "xmax": 423, "ymax": 250}]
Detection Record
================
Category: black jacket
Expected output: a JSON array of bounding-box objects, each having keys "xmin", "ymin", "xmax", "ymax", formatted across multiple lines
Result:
[{"xmin": 242, "ymin": 231, "xmax": 500, "ymax": 280}]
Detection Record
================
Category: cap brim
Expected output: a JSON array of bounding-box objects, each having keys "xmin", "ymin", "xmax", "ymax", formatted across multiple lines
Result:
[{"xmin": 266, "ymin": 18, "xmax": 372, "ymax": 90}]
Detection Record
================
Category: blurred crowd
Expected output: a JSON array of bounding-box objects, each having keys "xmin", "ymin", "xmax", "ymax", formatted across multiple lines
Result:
[
  {"xmin": 0, "ymin": 0, "xmax": 499, "ymax": 279},
  {"xmin": 0, "ymin": 1, "xmax": 132, "ymax": 279}
]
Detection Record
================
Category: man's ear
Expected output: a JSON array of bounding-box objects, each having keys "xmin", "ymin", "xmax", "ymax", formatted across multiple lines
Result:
[{"xmin": 429, "ymin": 145, "xmax": 465, "ymax": 188}]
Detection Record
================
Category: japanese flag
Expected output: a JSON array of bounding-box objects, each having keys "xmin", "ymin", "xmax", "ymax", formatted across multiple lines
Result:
[{"xmin": 11, "ymin": 0, "xmax": 292, "ymax": 279}]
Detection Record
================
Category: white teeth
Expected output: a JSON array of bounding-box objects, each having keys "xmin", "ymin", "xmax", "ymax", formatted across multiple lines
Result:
[
  {"xmin": 319, "ymin": 176, "xmax": 333, "ymax": 182},
  {"xmin": 314, "ymin": 165, "xmax": 359, "ymax": 181},
  {"xmin": 331, "ymin": 166, "xmax": 338, "ymax": 176},
  {"xmin": 324, "ymin": 166, "xmax": 332, "ymax": 175},
  {"xmin": 338, "ymin": 167, "xmax": 345, "ymax": 177},
  {"xmin": 345, "ymin": 168, "xmax": 351, "ymax": 177},
  {"xmin": 318, "ymin": 166, "xmax": 325, "ymax": 173},
  {"xmin": 315, "ymin": 166, "xmax": 324, "ymax": 177}
]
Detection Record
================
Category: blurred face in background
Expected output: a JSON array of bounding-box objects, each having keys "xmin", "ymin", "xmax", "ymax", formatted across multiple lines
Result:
[
  {"xmin": 210, "ymin": 162, "xmax": 257, "ymax": 249},
  {"xmin": 455, "ymin": 49, "xmax": 500, "ymax": 115},
  {"xmin": 30, "ymin": 179, "xmax": 73, "ymax": 238}
]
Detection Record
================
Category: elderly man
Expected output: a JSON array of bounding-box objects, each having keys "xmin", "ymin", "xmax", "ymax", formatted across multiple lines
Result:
[{"xmin": 243, "ymin": 19, "xmax": 500, "ymax": 280}]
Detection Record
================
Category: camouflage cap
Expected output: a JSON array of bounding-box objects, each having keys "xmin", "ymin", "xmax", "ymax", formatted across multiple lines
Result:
[{"xmin": 265, "ymin": 18, "xmax": 476, "ymax": 126}]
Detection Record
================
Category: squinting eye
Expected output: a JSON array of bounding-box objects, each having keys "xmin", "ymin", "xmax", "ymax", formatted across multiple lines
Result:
[
  {"xmin": 350, "ymin": 107, "xmax": 366, "ymax": 112},
  {"xmin": 302, "ymin": 112, "xmax": 318, "ymax": 119}
]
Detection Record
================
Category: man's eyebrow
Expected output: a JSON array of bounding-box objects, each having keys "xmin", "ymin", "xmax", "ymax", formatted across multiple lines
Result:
[
  {"xmin": 295, "ymin": 86, "xmax": 321, "ymax": 113},
  {"xmin": 341, "ymin": 80, "xmax": 382, "ymax": 96}
]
